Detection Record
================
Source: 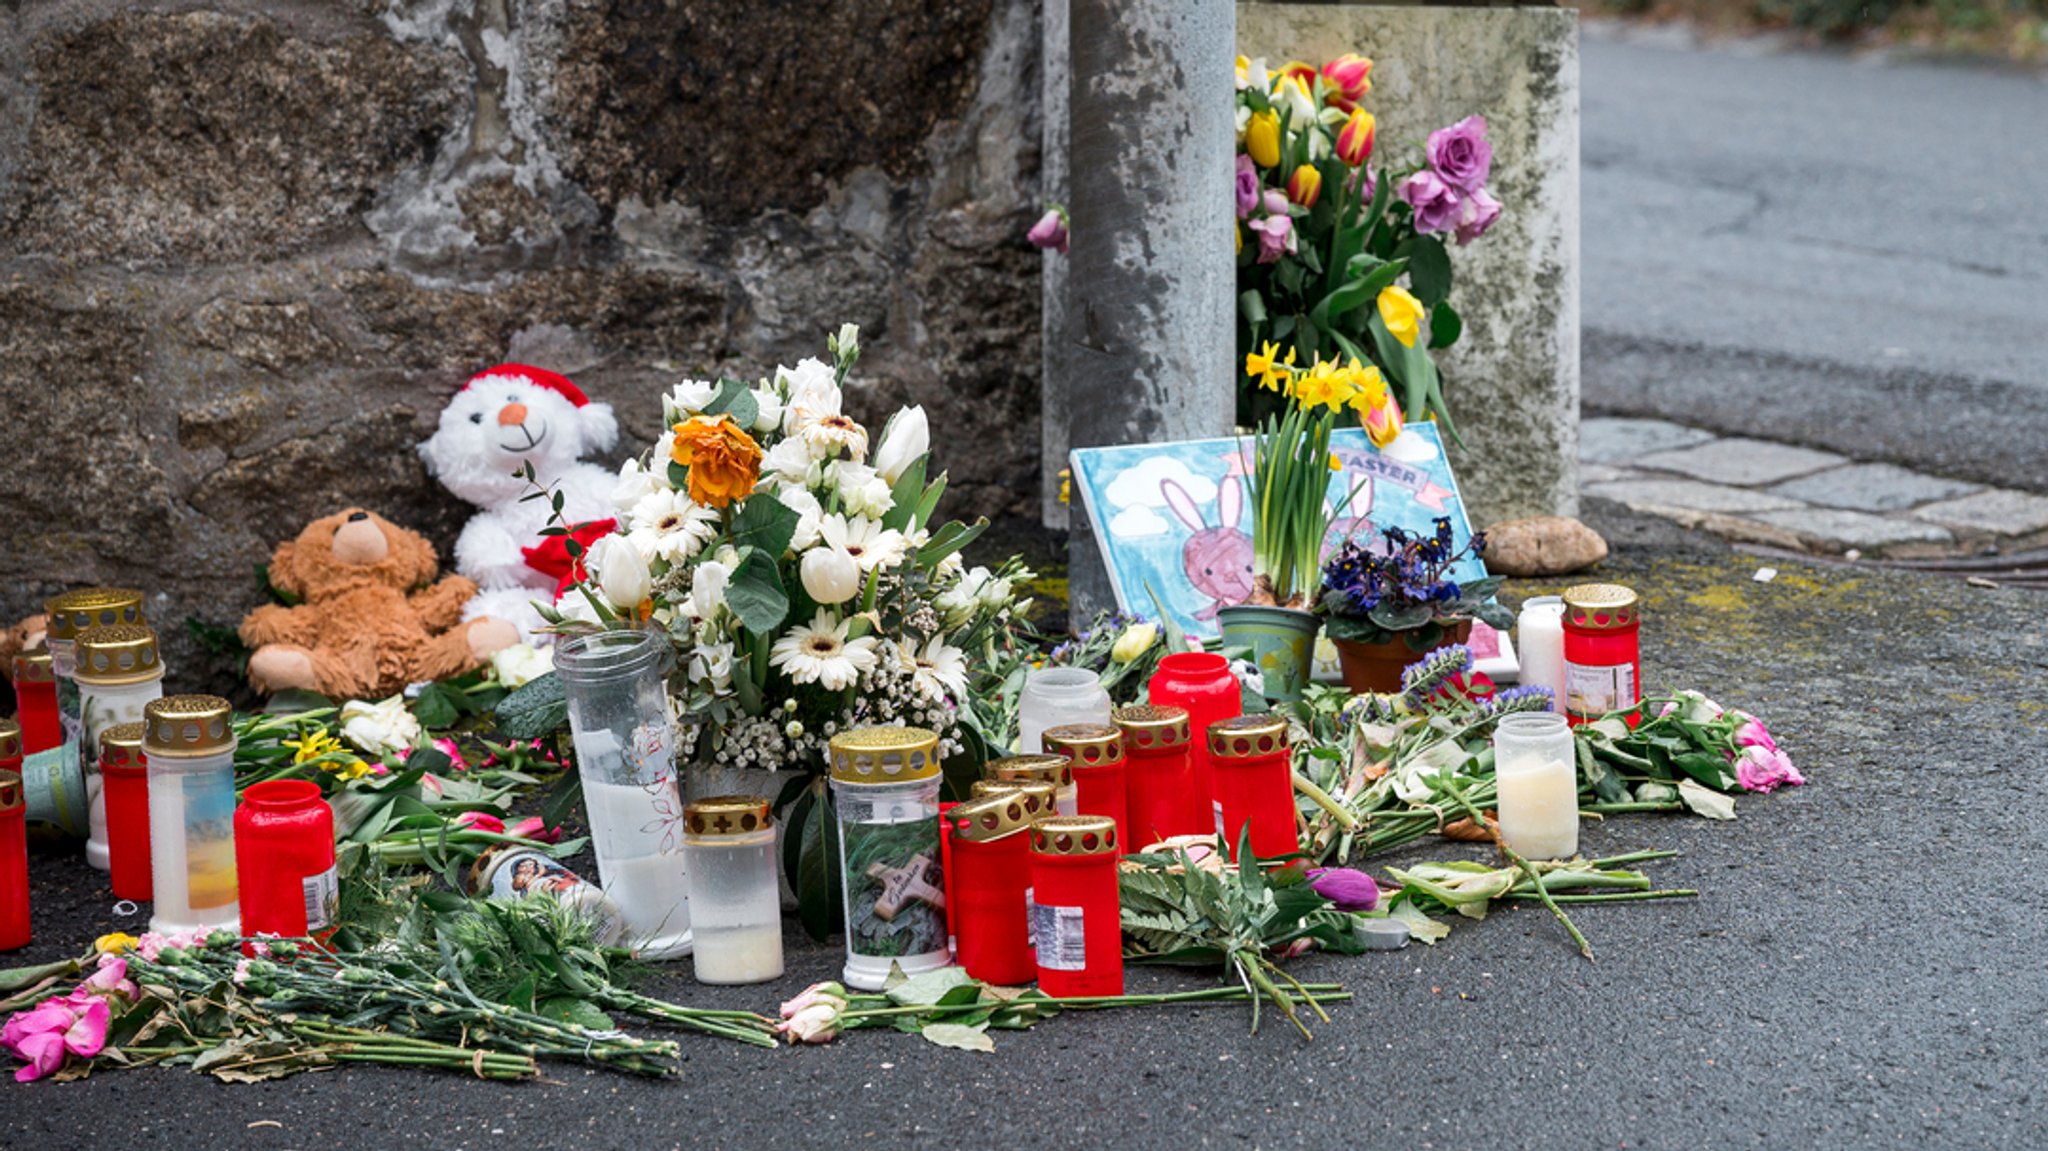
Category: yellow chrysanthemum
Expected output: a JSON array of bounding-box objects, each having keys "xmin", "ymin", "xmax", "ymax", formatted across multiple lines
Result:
[{"xmin": 96, "ymin": 932, "xmax": 139, "ymax": 955}]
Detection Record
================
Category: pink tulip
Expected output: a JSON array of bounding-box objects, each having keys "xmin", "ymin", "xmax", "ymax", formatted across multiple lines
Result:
[
  {"xmin": 454, "ymin": 811, "xmax": 507, "ymax": 835},
  {"xmin": 507, "ymin": 816, "xmax": 564, "ymax": 845},
  {"xmin": 434, "ymin": 737, "xmax": 471, "ymax": 773}
]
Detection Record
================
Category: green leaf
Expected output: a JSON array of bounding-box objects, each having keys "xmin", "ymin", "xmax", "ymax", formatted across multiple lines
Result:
[
  {"xmin": 702, "ymin": 379, "xmax": 759, "ymax": 431},
  {"xmin": 886, "ymin": 966, "xmax": 978, "ymax": 1007},
  {"xmin": 726, "ymin": 550, "xmax": 791, "ymax": 637},
  {"xmin": 921, "ymin": 1022, "xmax": 995, "ymax": 1053},
  {"xmin": 1402, "ymin": 234, "xmax": 1453, "ymax": 307},
  {"xmin": 1677, "ymin": 778, "xmax": 1738, "ymax": 821},
  {"xmin": 537, "ymin": 996, "xmax": 616, "ymax": 1031},
  {"xmin": 1674, "ymin": 751, "xmax": 1739, "ymax": 791},
  {"xmin": 1309, "ymin": 258, "xmax": 1407, "ymax": 333},
  {"xmin": 411, "ymin": 682, "xmax": 463, "ymax": 730},
  {"xmin": 880, "ymin": 457, "xmax": 929, "ymax": 532},
  {"xmin": 542, "ymin": 768, "xmax": 584, "ymax": 834},
  {"xmin": 918, "ymin": 518, "xmax": 988, "ymax": 568},
  {"xmin": 667, "ymin": 459, "xmax": 691, "ymax": 490},
  {"xmin": 1238, "ymin": 289, "xmax": 1268, "ymax": 327},
  {"xmin": 1429, "ymin": 300, "xmax": 1463, "ymax": 349},
  {"xmin": 731, "ymin": 495, "xmax": 800, "ymax": 558},
  {"xmin": 496, "ymin": 672, "xmax": 568, "ymax": 740},
  {"xmin": 1367, "ymin": 602, "xmax": 1434, "ymax": 631},
  {"xmin": 796, "ymin": 780, "xmax": 842, "ymax": 941}
]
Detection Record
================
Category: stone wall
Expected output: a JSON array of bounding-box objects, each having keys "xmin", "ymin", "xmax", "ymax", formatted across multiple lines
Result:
[{"xmin": 0, "ymin": 0, "xmax": 1045, "ymax": 673}]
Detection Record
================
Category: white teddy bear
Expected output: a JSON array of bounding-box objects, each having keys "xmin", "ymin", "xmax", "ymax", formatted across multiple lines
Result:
[{"xmin": 419, "ymin": 363, "xmax": 621, "ymax": 641}]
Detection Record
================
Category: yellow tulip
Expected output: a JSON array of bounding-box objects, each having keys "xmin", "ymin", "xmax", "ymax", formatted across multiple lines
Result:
[
  {"xmin": 1246, "ymin": 111, "xmax": 1281, "ymax": 168},
  {"xmin": 1111, "ymin": 622, "xmax": 1159, "ymax": 663},
  {"xmin": 1377, "ymin": 285, "xmax": 1424, "ymax": 348}
]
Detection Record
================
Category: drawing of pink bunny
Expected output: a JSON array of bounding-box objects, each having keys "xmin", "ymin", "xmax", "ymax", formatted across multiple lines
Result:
[{"xmin": 1163, "ymin": 477, "xmax": 1253, "ymax": 622}]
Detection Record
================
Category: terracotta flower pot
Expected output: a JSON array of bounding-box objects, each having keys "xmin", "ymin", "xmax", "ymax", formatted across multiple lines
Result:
[
  {"xmin": 1331, "ymin": 619, "xmax": 1473, "ymax": 695},
  {"xmin": 1216, "ymin": 605, "xmax": 1321, "ymax": 703}
]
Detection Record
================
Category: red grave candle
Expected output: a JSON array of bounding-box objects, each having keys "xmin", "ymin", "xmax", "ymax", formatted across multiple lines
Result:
[
  {"xmin": 1027, "ymin": 815, "xmax": 1122, "ymax": 997},
  {"xmin": 0, "ymin": 719, "xmax": 19, "ymax": 781},
  {"xmin": 1112, "ymin": 704, "xmax": 1198, "ymax": 847},
  {"xmin": 943, "ymin": 792, "xmax": 1044, "ymax": 985},
  {"xmin": 98, "ymin": 723, "xmax": 153, "ymax": 903},
  {"xmin": 0, "ymin": 768, "xmax": 27, "ymax": 951},
  {"xmin": 1207, "ymin": 714, "xmax": 1299, "ymax": 860},
  {"xmin": 1041, "ymin": 725, "xmax": 1128, "ymax": 855},
  {"xmin": 234, "ymin": 781, "xmax": 337, "ymax": 938},
  {"xmin": 1560, "ymin": 584, "xmax": 1641, "ymax": 726},
  {"xmin": 1146, "ymin": 652, "xmax": 1240, "ymax": 834},
  {"xmin": 12, "ymin": 650, "xmax": 61, "ymax": 756}
]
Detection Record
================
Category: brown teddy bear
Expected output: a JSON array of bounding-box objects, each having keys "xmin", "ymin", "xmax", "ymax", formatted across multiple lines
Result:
[
  {"xmin": 0, "ymin": 613, "xmax": 47, "ymax": 681},
  {"xmin": 240, "ymin": 508, "xmax": 520, "ymax": 700}
]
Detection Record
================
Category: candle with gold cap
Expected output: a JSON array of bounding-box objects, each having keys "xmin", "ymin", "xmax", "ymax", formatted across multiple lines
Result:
[
  {"xmin": 43, "ymin": 590, "xmax": 147, "ymax": 809},
  {"xmin": 1561, "ymin": 584, "xmax": 1642, "ymax": 725},
  {"xmin": 1027, "ymin": 814, "xmax": 1123, "ymax": 997},
  {"xmin": 681, "ymin": 795, "xmax": 784, "ymax": 985},
  {"xmin": 0, "ymin": 765, "xmax": 26, "ymax": 951},
  {"xmin": 143, "ymin": 695, "xmax": 240, "ymax": 934},
  {"xmin": 1042, "ymin": 724, "xmax": 1130, "ymax": 855},
  {"xmin": 1113, "ymin": 704, "xmax": 1199, "ymax": 848},
  {"xmin": 98, "ymin": 723, "xmax": 153, "ymax": 903},
  {"xmin": 11, "ymin": 648, "xmax": 85, "ymax": 835},
  {"xmin": 944, "ymin": 792, "xmax": 1039, "ymax": 985},
  {"xmin": 1207, "ymin": 714, "xmax": 1299, "ymax": 860},
  {"xmin": 75, "ymin": 624, "xmax": 164, "ymax": 872},
  {"xmin": 828, "ymin": 725, "xmax": 950, "ymax": 990},
  {"xmin": 987, "ymin": 753, "xmax": 1078, "ymax": 815},
  {"xmin": 968, "ymin": 777, "xmax": 1060, "ymax": 818}
]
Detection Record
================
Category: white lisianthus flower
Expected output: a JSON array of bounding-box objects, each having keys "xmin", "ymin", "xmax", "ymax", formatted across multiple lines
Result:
[
  {"xmin": 762, "ymin": 437, "xmax": 823, "ymax": 488},
  {"xmin": 689, "ymin": 559, "xmax": 732, "ymax": 620},
  {"xmin": 871, "ymin": 406, "xmax": 929, "ymax": 486},
  {"xmin": 978, "ymin": 574, "xmax": 1015, "ymax": 609},
  {"xmin": 819, "ymin": 514, "xmax": 907, "ymax": 573},
  {"xmin": 769, "ymin": 610, "xmax": 878, "ymax": 691},
  {"xmin": 799, "ymin": 545, "xmax": 862, "ymax": 605},
  {"xmin": 688, "ymin": 642, "xmax": 736, "ymax": 692},
  {"xmin": 901, "ymin": 636, "xmax": 970, "ymax": 703},
  {"xmin": 750, "ymin": 384, "xmax": 784, "ymax": 435},
  {"xmin": 489, "ymin": 643, "xmax": 554, "ymax": 689},
  {"xmin": 610, "ymin": 458, "xmax": 665, "ymax": 515},
  {"xmin": 625, "ymin": 489, "xmax": 718, "ymax": 564},
  {"xmin": 779, "ymin": 487, "xmax": 824, "ymax": 550},
  {"xmin": 935, "ymin": 551, "xmax": 964, "ymax": 579},
  {"xmin": 339, "ymin": 695, "xmax": 424, "ymax": 758},
  {"xmin": 778, "ymin": 358, "xmax": 841, "ymax": 431},
  {"xmin": 586, "ymin": 534, "xmax": 652, "ymax": 610},
  {"xmin": 829, "ymin": 460, "xmax": 894, "ymax": 519},
  {"xmin": 667, "ymin": 378, "xmax": 720, "ymax": 422}
]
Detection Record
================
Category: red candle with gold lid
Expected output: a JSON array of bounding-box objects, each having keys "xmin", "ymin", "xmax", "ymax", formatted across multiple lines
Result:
[
  {"xmin": 1041, "ymin": 724, "xmax": 1129, "ymax": 855},
  {"xmin": 1027, "ymin": 814, "xmax": 1122, "ymax": 997},
  {"xmin": 1561, "ymin": 584, "xmax": 1641, "ymax": 726},
  {"xmin": 1112, "ymin": 704, "xmax": 1199, "ymax": 847},
  {"xmin": 98, "ymin": 723, "xmax": 153, "ymax": 903},
  {"xmin": 944, "ymin": 793, "xmax": 1040, "ymax": 985},
  {"xmin": 0, "ymin": 768, "xmax": 27, "ymax": 951},
  {"xmin": 1207, "ymin": 714, "xmax": 1298, "ymax": 860}
]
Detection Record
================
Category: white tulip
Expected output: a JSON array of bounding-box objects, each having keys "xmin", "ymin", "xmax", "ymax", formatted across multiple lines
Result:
[
  {"xmin": 872, "ymin": 405, "xmax": 929, "ymax": 486},
  {"xmin": 800, "ymin": 546, "xmax": 862, "ymax": 605},
  {"xmin": 779, "ymin": 487, "xmax": 825, "ymax": 550},
  {"xmin": 830, "ymin": 460, "xmax": 895, "ymax": 519},
  {"xmin": 586, "ymin": 534, "xmax": 652, "ymax": 611},
  {"xmin": 750, "ymin": 385, "xmax": 785, "ymax": 435},
  {"xmin": 690, "ymin": 559, "xmax": 732, "ymax": 619}
]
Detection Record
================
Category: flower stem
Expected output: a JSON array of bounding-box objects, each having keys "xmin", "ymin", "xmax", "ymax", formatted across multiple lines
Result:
[{"xmin": 1441, "ymin": 776, "xmax": 1594, "ymax": 960}]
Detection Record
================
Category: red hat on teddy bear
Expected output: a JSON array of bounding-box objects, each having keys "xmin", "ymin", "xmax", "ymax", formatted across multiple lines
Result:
[{"xmin": 464, "ymin": 364, "xmax": 593, "ymax": 409}]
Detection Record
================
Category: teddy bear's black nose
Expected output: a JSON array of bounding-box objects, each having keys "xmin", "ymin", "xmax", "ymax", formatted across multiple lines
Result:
[{"xmin": 347, "ymin": 511, "xmax": 369, "ymax": 522}]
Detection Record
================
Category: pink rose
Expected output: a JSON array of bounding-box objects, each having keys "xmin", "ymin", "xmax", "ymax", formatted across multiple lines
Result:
[
  {"xmin": 3, "ymin": 994, "xmax": 112, "ymax": 1082},
  {"xmin": 1732, "ymin": 717, "xmax": 1778, "ymax": 753},
  {"xmin": 1397, "ymin": 168, "xmax": 1463, "ymax": 235},
  {"xmin": 1453, "ymin": 188, "xmax": 1501, "ymax": 246},
  {"xmin": 1735, "ymin": 745, "xmax": 1804, "ymax": 794}
]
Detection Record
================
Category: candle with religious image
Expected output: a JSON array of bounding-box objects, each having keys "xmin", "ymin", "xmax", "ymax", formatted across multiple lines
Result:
[
  {"xmin": 828, "ymin": 726, "xmax": 950, "ymax": 991},
  {"xmin": 143, "ymin": 695, "xmax": 240, "ymax": 935}
]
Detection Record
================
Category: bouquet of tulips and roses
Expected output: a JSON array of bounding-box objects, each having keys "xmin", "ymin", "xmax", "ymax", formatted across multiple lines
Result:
[{"xmin": 1234, "ymin": 52, "xmax": 1504, "ymax": 438}]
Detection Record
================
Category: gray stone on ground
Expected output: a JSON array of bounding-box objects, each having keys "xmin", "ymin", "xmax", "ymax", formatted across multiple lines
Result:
[
  {"xmin": 1633, "ymin": 437, "xmax": 1847, "ymax": 487},
  {"xmin": 1585, "ymin": 477, "xmax": 1805, "ymax": 515},
  {"xmin": 1751, "ymin": 507, "xmax": 1953, "ymax": 552},
  {"xmin": 1766, "ymin": 463, "xmax": 1981, "ymax": 514},
  {"xmin": 1577, "ymin": 417, "xmax": 1715, "ymax": 464},
  {"xmin": 1910, "ymin": 489, "xmax": 2048, "ymax": 536}
]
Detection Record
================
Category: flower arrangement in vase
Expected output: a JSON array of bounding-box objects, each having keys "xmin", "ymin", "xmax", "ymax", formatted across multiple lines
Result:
[
  {"xmin": 1316, "ymin": 518, "xmax": 1512, "ymax": 694},
  {"xmin": 1234, "ymin": 52, "xmax": 1504, "ymax": 436}
]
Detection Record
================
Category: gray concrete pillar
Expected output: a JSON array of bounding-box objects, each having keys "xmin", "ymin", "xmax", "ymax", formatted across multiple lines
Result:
[
  {"xmin": 1064, "ymin": 0, "xmax": 1238, "ymax": 624},
  {"xmin": 1040, "ymin": 0, "xmax": 1071, "ymax": 531}
]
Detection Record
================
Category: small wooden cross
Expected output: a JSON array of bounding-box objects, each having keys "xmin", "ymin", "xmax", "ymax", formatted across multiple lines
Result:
[{"xmin": 865, "ymin": 852, "xmax": 946, "ymax": 921}]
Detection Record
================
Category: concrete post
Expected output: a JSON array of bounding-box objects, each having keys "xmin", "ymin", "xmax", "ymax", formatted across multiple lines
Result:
[
  {"xmin": 1040, "ymin": 0, "xmax": 1071, "ymax": 531},
  {"xmin": 1064, "ymin": 0, "xmax": 1238, "ymax": 624}
]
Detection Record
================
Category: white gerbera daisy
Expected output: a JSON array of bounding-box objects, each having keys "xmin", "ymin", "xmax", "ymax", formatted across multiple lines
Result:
[
  {"xmin": 902, "ymin": 636, "xmax": 969, "ymax": 703},
  {"xmin": 769, "ymin": 610, "xmax": 878, "ymax": 691},
  {"xmin": 625, "ymin": 489, "xmax": 718, "ymax": 564},
  {"xmin": 801, "ymin": 412, "xmax": 869, "ymax": 461},
  {"xmin": 819, "ymin": 514, "xmax": 908, "ymax": 573}
]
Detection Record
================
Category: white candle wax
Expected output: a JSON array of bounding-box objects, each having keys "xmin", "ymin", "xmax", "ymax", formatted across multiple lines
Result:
[
  {"xmin": 582, "ymin": 777, "xmax": 692, "ymax": 957},
  {"xmin": 1517, "ymin": 597, "xmax": 1567, "ymax": 714},
  {"xmin": 692, "ymin": 922, "xmax": 785, "ymax": 985},
  {"xmin": 1495, "ymin": 753, "xmax": 1579, "ymax": 860}
]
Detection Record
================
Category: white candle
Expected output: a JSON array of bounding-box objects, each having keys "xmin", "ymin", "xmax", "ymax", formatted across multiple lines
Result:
[
  {"xmin": 1517, "ymin": 596, "xmax": 1567, "ymax": 714},
  {"xmin": 1492, "ymin": 712, "xmax": 1579, "ymax": 860}
]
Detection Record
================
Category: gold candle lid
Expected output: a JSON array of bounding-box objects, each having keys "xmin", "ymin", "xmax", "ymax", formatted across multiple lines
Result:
[
  {"xmin": 44, "ymin": 588, "xmax": 146, "ymax": 641},
  {"xmin": 12, "ymin": 646, "xmax": 53, "ymax": 684},
  {"xmin": 99, "ymin": 722, "xmax": 147, "ymax": 772},
  {"xmin": 1112, "ymin": 704, "xmax": 1191, "ymax": 750},
  {"xmin": 1561, "ymin": 583, "xmax": 1639, "ymax": 630},
  {"xmin": 0, "ymin": 770, "xmax": 20, "ymax": 814},
  {"xmin": 0, "ymin": 718, "xmax": 19, "ymax": 761},
  {"xmin": 968, "ymin": 778, "xmax": 1058, "ymax": 821},
  {"xmin": 828, "ymin": 725, "xmax": 941, "ymax": 784},
  {"xmin": 74, "ymin": 624, "xmax": 164, "ymax": 686},
  {"xmin": 683, "ymin": 795, "xmax": 773, "ymax": 836},
  {"xmin": 1207, "ymin": 714, "xmax": 1290, "ymax": 759},
  {"xmin": 945, "ymin": 793, "xmax": 1038, "ymax": 843},
  {"xmin": 1029, "ymin": 814, "xmax": 1119, "ymax": 856},
  {"xmin": 988, "ymin": 753, "xmax": 1073, "ymax": 790},
  {"xmin": 1042, "ymin": 724, "xmax": 1124, "ymax": 767},
  {"xmin": 142, "ymin": 695, "xmax": 236, "ymax": 759}
]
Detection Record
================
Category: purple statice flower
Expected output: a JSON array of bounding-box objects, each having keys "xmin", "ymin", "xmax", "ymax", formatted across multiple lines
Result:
[{"xmin": 1425, "ymin": 115, "xmax": 1493, "ymax": 193}]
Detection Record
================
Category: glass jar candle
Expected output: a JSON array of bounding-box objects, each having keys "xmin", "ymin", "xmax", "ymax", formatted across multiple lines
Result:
[
  {"xmin": 75, "ymin": 624, "xmax": 164, "ymax": 872},
  {"xmin": 1561, "ymin": 584, "xmax": 1642, "ymax": 725},
  {"xmin": 1206, "ymin": 715, "xmax": 1299, "ymax": 860},
  {"xmin": 1113, "ymin": 704, "xmax": 1198, "ymax": 848},
  {"xmin": 12, "ymin": 647, "xmax": 86, "ymax": 836},
  {"xmin": 234, "ymin": 780, "xmax": 337, "ymax": 938},
  {"xmin": 469, "ymin": 847, "xmax": 630, "ymax": 947},
  {"xmin": 1147, "ymin": 652, "xmax": 1241, "ymax": 833},
  {"xmin": 98, "ymin": 723, "xmax": 154, "ymax": 903},
  {"xmin": 1492, "ymin": 713, "xmax": 1580, "ymax": 859},
  {"xmin": 987, "ymin": 753, "xmax": 1077, "ymax": 815},
  {"xmin": 143, "ymin": 695, "xmax": 240, "ymax": 934},
  {"xmin": 1042, "ymin": 724, "xmax": 1129, "ymax": 855},
  {"xmin": 944, "ymin": 792, "xmax": 1038, "ymax": 985},
  {"xmin": 554, "ymin": 630, "xmax": 691, "ymax": 959},
  {"xmin": 44, "ymin": 590, "xmax": 146, "ymax": 797},
  {"xmin": 828, "ymin": 726, "xmax": 950, "ymax": 991},
  {"xmin": 681, "ymin": 796, "xmax": 784, "ymax": 985},
  {"xmin": 0, "ymin": 768, "xmax": 26, "ymax": 951},
  {"xmin": 1516, "ymin": 595, "xmax": 1566, "ymax": 714},
  {"xmin": 1027, "ymin": 815, "xmax": 1122, "ymax": 997},
  {"xmin": 1017, "ymin": 668, "xmax": 1112, "ymax": 754}
]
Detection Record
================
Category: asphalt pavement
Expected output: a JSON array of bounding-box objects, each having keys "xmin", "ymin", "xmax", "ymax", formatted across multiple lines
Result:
[
  {"xmin": 5, "ymin": 501, "xmax": 2046, "ymax": 1149},
  {"xmin": 1582, "ymin": 27, "xmax": 2048, "ymax": 493}
]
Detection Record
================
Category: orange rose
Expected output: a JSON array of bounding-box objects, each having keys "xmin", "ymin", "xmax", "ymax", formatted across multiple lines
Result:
[{"xmin": 670, "ymin": 415, "xmax": 763, "ymax": 508}]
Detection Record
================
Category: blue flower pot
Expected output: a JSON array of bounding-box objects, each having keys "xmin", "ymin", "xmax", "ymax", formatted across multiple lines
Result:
[{"xmin": 1216, "ymin": 605, "xmax": 1321, "ymax": 702}]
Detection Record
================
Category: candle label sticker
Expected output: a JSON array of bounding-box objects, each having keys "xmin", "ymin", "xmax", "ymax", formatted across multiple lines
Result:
[
  {"xmin": 301, "ymin": 866, "xmax": 340, "ymax": 931},
  {"xmin": 1565, "ymin": 661, "xmax": 1636, "ymax": 718},
  {"xmin": 19, "ymin": 741, "xmax": 88, "ymax": 835},
  {"xmin": 1022, "ymin": 887, "xmax": 1037, "ymax": 946},
  {"xmin": 1029, "ymin": 901, "xmax": 1088, "ymax": 971},
  {"xmin": 844, "ymin": 827, "xmax": 947, "ymax": 960},
  {"xmin": 487, "ymin": 850, "xmax": 628, "ymax": 946},
  {"xmin": 184, "ymin": 768, "xmax": 240, "ymax": 910}
]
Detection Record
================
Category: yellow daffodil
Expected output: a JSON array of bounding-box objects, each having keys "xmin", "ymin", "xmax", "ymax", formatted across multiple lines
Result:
[
  {"xmin": 285, "ymin": 729, "xmax": 373, "ymax": 780},
  {"xmin": 95, "ymin": 932, "xmax": 138, "ymax": 955},
  {"xmin": 1289, "ymin": 356, "xmax": 1355, "ymax": 413},
  {"xmin": 1246, "ymin": 111, "xmax": 1281, "ymax": 168},
  {"xmin": 1377, "ymin": 285, "xmax": 1424, "ymax": 348}
]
